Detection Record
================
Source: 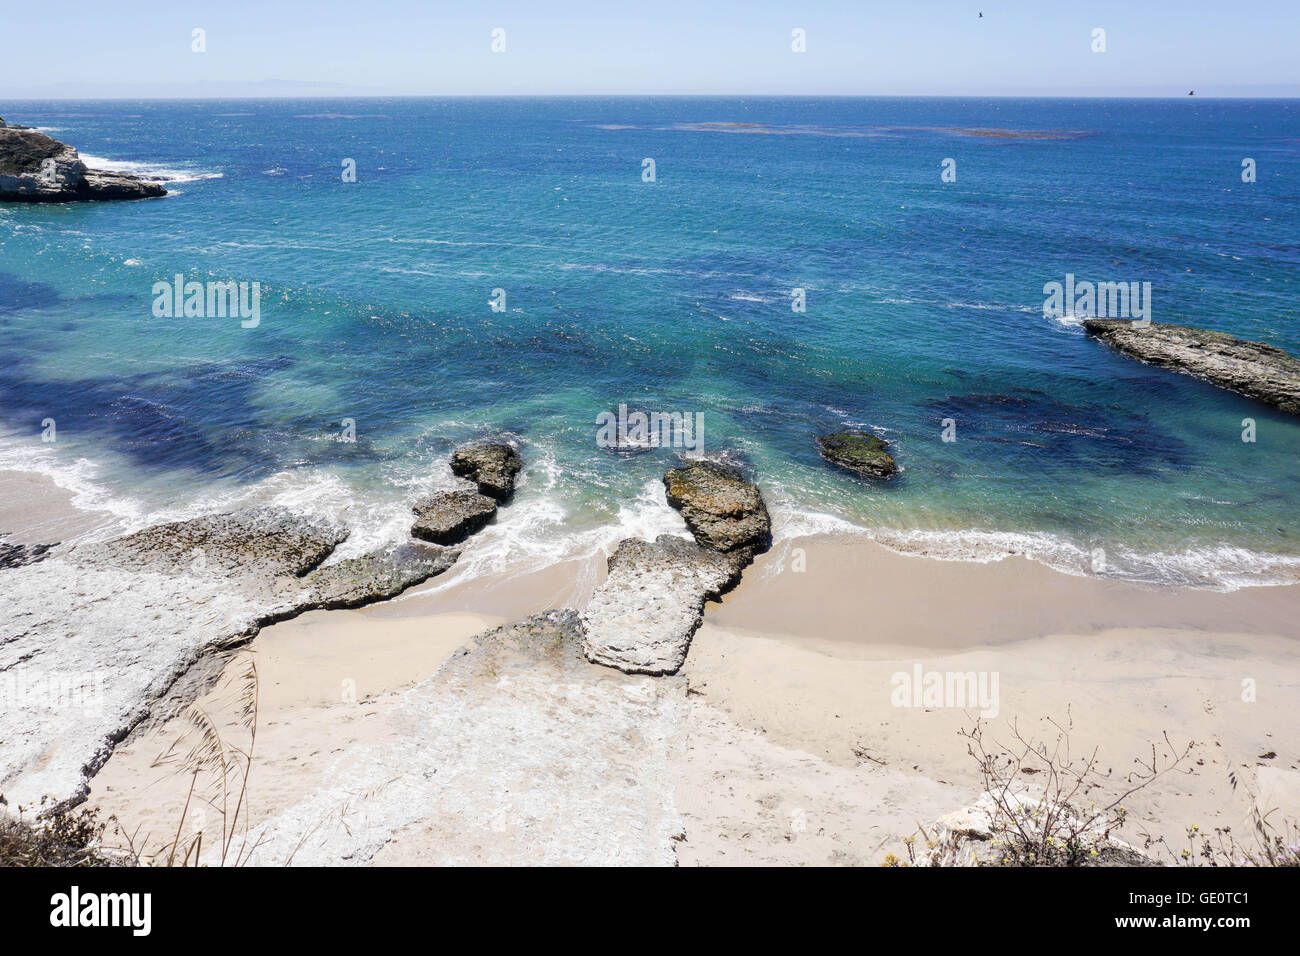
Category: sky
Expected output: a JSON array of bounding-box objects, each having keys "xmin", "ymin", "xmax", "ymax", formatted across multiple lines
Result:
[{"xmin": 2, "ymin": 0, "xmax": 1297, "ymax": 98}]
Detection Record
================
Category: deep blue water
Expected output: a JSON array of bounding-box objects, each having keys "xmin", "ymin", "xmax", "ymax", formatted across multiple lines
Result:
[{"xmin": 2, "ymin": 97, "xmax": 1298, "ymax": 587}]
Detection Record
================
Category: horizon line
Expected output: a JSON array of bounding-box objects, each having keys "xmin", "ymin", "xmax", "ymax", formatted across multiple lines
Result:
[{"xmin": 6, "ymin": 92, "xmax": 1300, "ymax": 102}]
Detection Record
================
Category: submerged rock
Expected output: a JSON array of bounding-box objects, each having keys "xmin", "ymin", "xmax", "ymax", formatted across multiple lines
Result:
[
  {"xmin": 581, "ymin": 535, "xmax": 747, "ymax": 676},
  {"xmin": 410, "ymin": 490, "xmax": 498, "ymax": 545},
  {"xmin": 0, "ymin": 123, "xmax": 167, "ymax": 203},
  {"xmin": 816, "ymin": 431, "xmax": 899, "ymax": 479},
  {"xmin": 662, "ymin": 461, "xmax": 771, "ymax": 556},
  {"xmin": 450, "ymin": 443, "xmax": 523, "ymax": 501},
  {"xmin": 1084, "ymin": 319, "xmax": 1300, "ymax": 416}
]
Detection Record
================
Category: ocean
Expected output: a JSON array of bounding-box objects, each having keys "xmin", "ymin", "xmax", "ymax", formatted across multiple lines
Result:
[{"xmin": 2, "ymin": 96, "xmax": 1298, "ymax": 589}]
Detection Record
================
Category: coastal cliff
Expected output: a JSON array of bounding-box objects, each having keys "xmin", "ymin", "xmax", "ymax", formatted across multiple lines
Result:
[
  {"xmin": 0, "ymin": 117, "xmax": 167, "ymax": 202},
  {"xmin": 1084, "ymin": 319, "xmax": 1300, "ymax": 416}
]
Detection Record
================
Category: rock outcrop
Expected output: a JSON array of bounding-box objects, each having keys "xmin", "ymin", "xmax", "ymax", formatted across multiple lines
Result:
[
  {"xmin": 0, "ymin": 121, "xmax": 167, "ymax": 203},
  {"xmin": 581, "ymin": 535, "xmax": 747, "ymax": 675},
  {"xmin": 816, "ymin": 431, "xmax": 899, "ymax": 479},
  {"xmin": 0, "ymin": 507, "xmax": 458, "ymax": 807},
  {"xmin": 245, "ymin": 611, "xmax": 688, "ymax": 866},
  {"xmin": 0, "ymin": 536, "xmax": 56, "ymax": 569},
  {"xmin": 662, "ymin": 460, "xmax": 771, "ymax": 556},
  {"xmin": 583, "ymin": 462, "xmax": 770, "ymax": 676},
  {"xmin": 409, "ymin": 443, "xmax": 524, "ymax": 543},
  {"xmin": 301, "ymin": 542, "xmax": 459, "ymax": 609},
  {"xmin": 450, "ymin": 443, "xmax": 522, "ymax": 501},
  {"xmin": 83, "ymin": 508, "xmax": 346, "ymax": 579},
  {"xmin": 411, "ymin": 490, "xmax": 497, "ymax": 545},
  {"xmin": 1084, "ymin": 319, "xmax": 1300, "ymax": 416}
]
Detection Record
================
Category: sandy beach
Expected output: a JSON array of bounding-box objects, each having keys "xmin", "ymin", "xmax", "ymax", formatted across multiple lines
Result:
[{"xmin": 82, "ymin": 527, "xmax": 1300, "ymax": 866}]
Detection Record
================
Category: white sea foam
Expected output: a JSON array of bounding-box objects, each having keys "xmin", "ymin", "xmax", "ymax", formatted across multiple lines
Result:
[
  {"xmin": 1, "ymin": 440, "xmax": 1294, "ymax": 594},
  {"xmin": 822, "ymin": 523, "xmax": 1300, "ymax": 591},
  {"xmin": 408, "ymin": 461, "xmax": 690, "ymax": 602},
  {"xmin": 1047, "ymin": 309, "xmax": 1089, "ymax": 333},
  {"xmin": 77, "ymin": 153, "xmax": 224, "ymax": 184},
  {"xmin": 0, "ymin": 436, "xmax": 148, "ymax": 536}
]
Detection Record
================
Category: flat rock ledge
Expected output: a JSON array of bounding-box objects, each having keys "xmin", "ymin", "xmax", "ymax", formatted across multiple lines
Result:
[
  {"xmin": 247, "ymin": 611, "xmax": 687, "ymax": 866},
  {"xmin": 0, "ymin": 507, "xmax": 458, "ymax": 808},
  {"xmin": 816, "ymin": 431, "xmax": 899, "ymax": 479},
  {"xmin": 84, "ymin": 507, "xmax": 347, "ymax": 579},
  {"xmin": 411, "ymin": 490, "xmax": 497, "ymax": 545},
  {"xmin": 1084, "ymin": 319, "xmax": 1300, "ymax": 416},
  {"xmin": 0, "ymin": 119, "xmax": 167, "ymax": 203},
  {"xmin": 450, "ymin": 442, "xmax": 523, "ymax": 501},
  {"xmin": 581, "ymin": 535, "xmax": 747, "ymax": 675}
]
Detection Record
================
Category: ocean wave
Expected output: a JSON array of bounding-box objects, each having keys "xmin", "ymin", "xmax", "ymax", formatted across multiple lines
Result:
[
  {"xmin": 77, "ymin": 153, "xmax": 224, "ymax": 184},
  {"xmin": 1046, "ymin": 309, "xmax": 1089, "ymax": 333},
  {"xmin": 0, "ymin": 437, "xmax": 148, "ymax": 535},
  {"xmin": 847, "ymin": 525, "xmax": 1300, "ymax": 591},
  {"xmin": 945, "ymin": 300, "xmax": 1037, "ymax": 314},
  {"xmin": 1, "ymin": 440, "xmax": 1295, "ymax": 594},
  {"xmin": 558, "ymin": 262, "xmax": 764, "ymax": 281}
]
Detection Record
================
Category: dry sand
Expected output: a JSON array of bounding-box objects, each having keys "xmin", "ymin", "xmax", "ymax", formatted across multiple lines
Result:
[{"xmin": 85, "ymin": 531, "xmax": 1300, "ymax": 866}]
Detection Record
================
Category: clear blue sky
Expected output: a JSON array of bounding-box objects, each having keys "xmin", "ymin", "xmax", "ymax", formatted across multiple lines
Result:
[{"xmin": 3, "ymin": 0, "xmax": 1297, "ymax": 98}]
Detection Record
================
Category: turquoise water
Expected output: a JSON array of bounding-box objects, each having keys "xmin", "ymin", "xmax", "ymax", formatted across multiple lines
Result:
[{"xmin": 2, "ymin": 97, "xmax": 1298, "ymax": 588}]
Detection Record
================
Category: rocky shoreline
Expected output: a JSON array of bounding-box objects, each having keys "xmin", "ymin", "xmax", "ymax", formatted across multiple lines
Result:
[
  {"xmin": 6, "ymin": 436, "xmax": 1296, "ymax": 866},
  {"xmin": 0, "ymin": 442, "xmax": 777, "ymax": 807},
  {"xmin": 1084, "ymin": 319, "xmax": 1300, "ymax": 416},
  {"xmin": 0, "ymin": 117, "xmax": 167, "ymax": 203},
  {"xmin": 0, "ymin": 506, "xmax": 459, "ymax": 808}
]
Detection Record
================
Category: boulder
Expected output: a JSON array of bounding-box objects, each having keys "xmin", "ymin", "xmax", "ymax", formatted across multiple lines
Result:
[
  {"xmin": 581, "ymin": 535, "xmax": 746, "ymax": 676},
  {"xmin": 1084, "ymin": 319, "xmax": 1300, "ymax": 416},
  {"xmin": 411, "ymin": 490, "xmax": 497, "ymax": 545},
  {"xmin": 816, "ymin": 431, "xmax": 899, "ymax": 479},
  {"xmin": 1, "ymin": 124, "xmax": 167, "ymax": 203},
  {"xmin": 450, "ymin": 443, "xmax": 523, "ymax": 501},
  {"xmin": 662, "ymin": 461, "xmax": 771, "ymax": 555}
]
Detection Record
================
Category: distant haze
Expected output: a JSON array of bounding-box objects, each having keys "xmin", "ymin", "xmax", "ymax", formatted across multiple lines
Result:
[{"xmin": 2, "ymin": 0, "xmax": 1297, "ymax": 98}]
